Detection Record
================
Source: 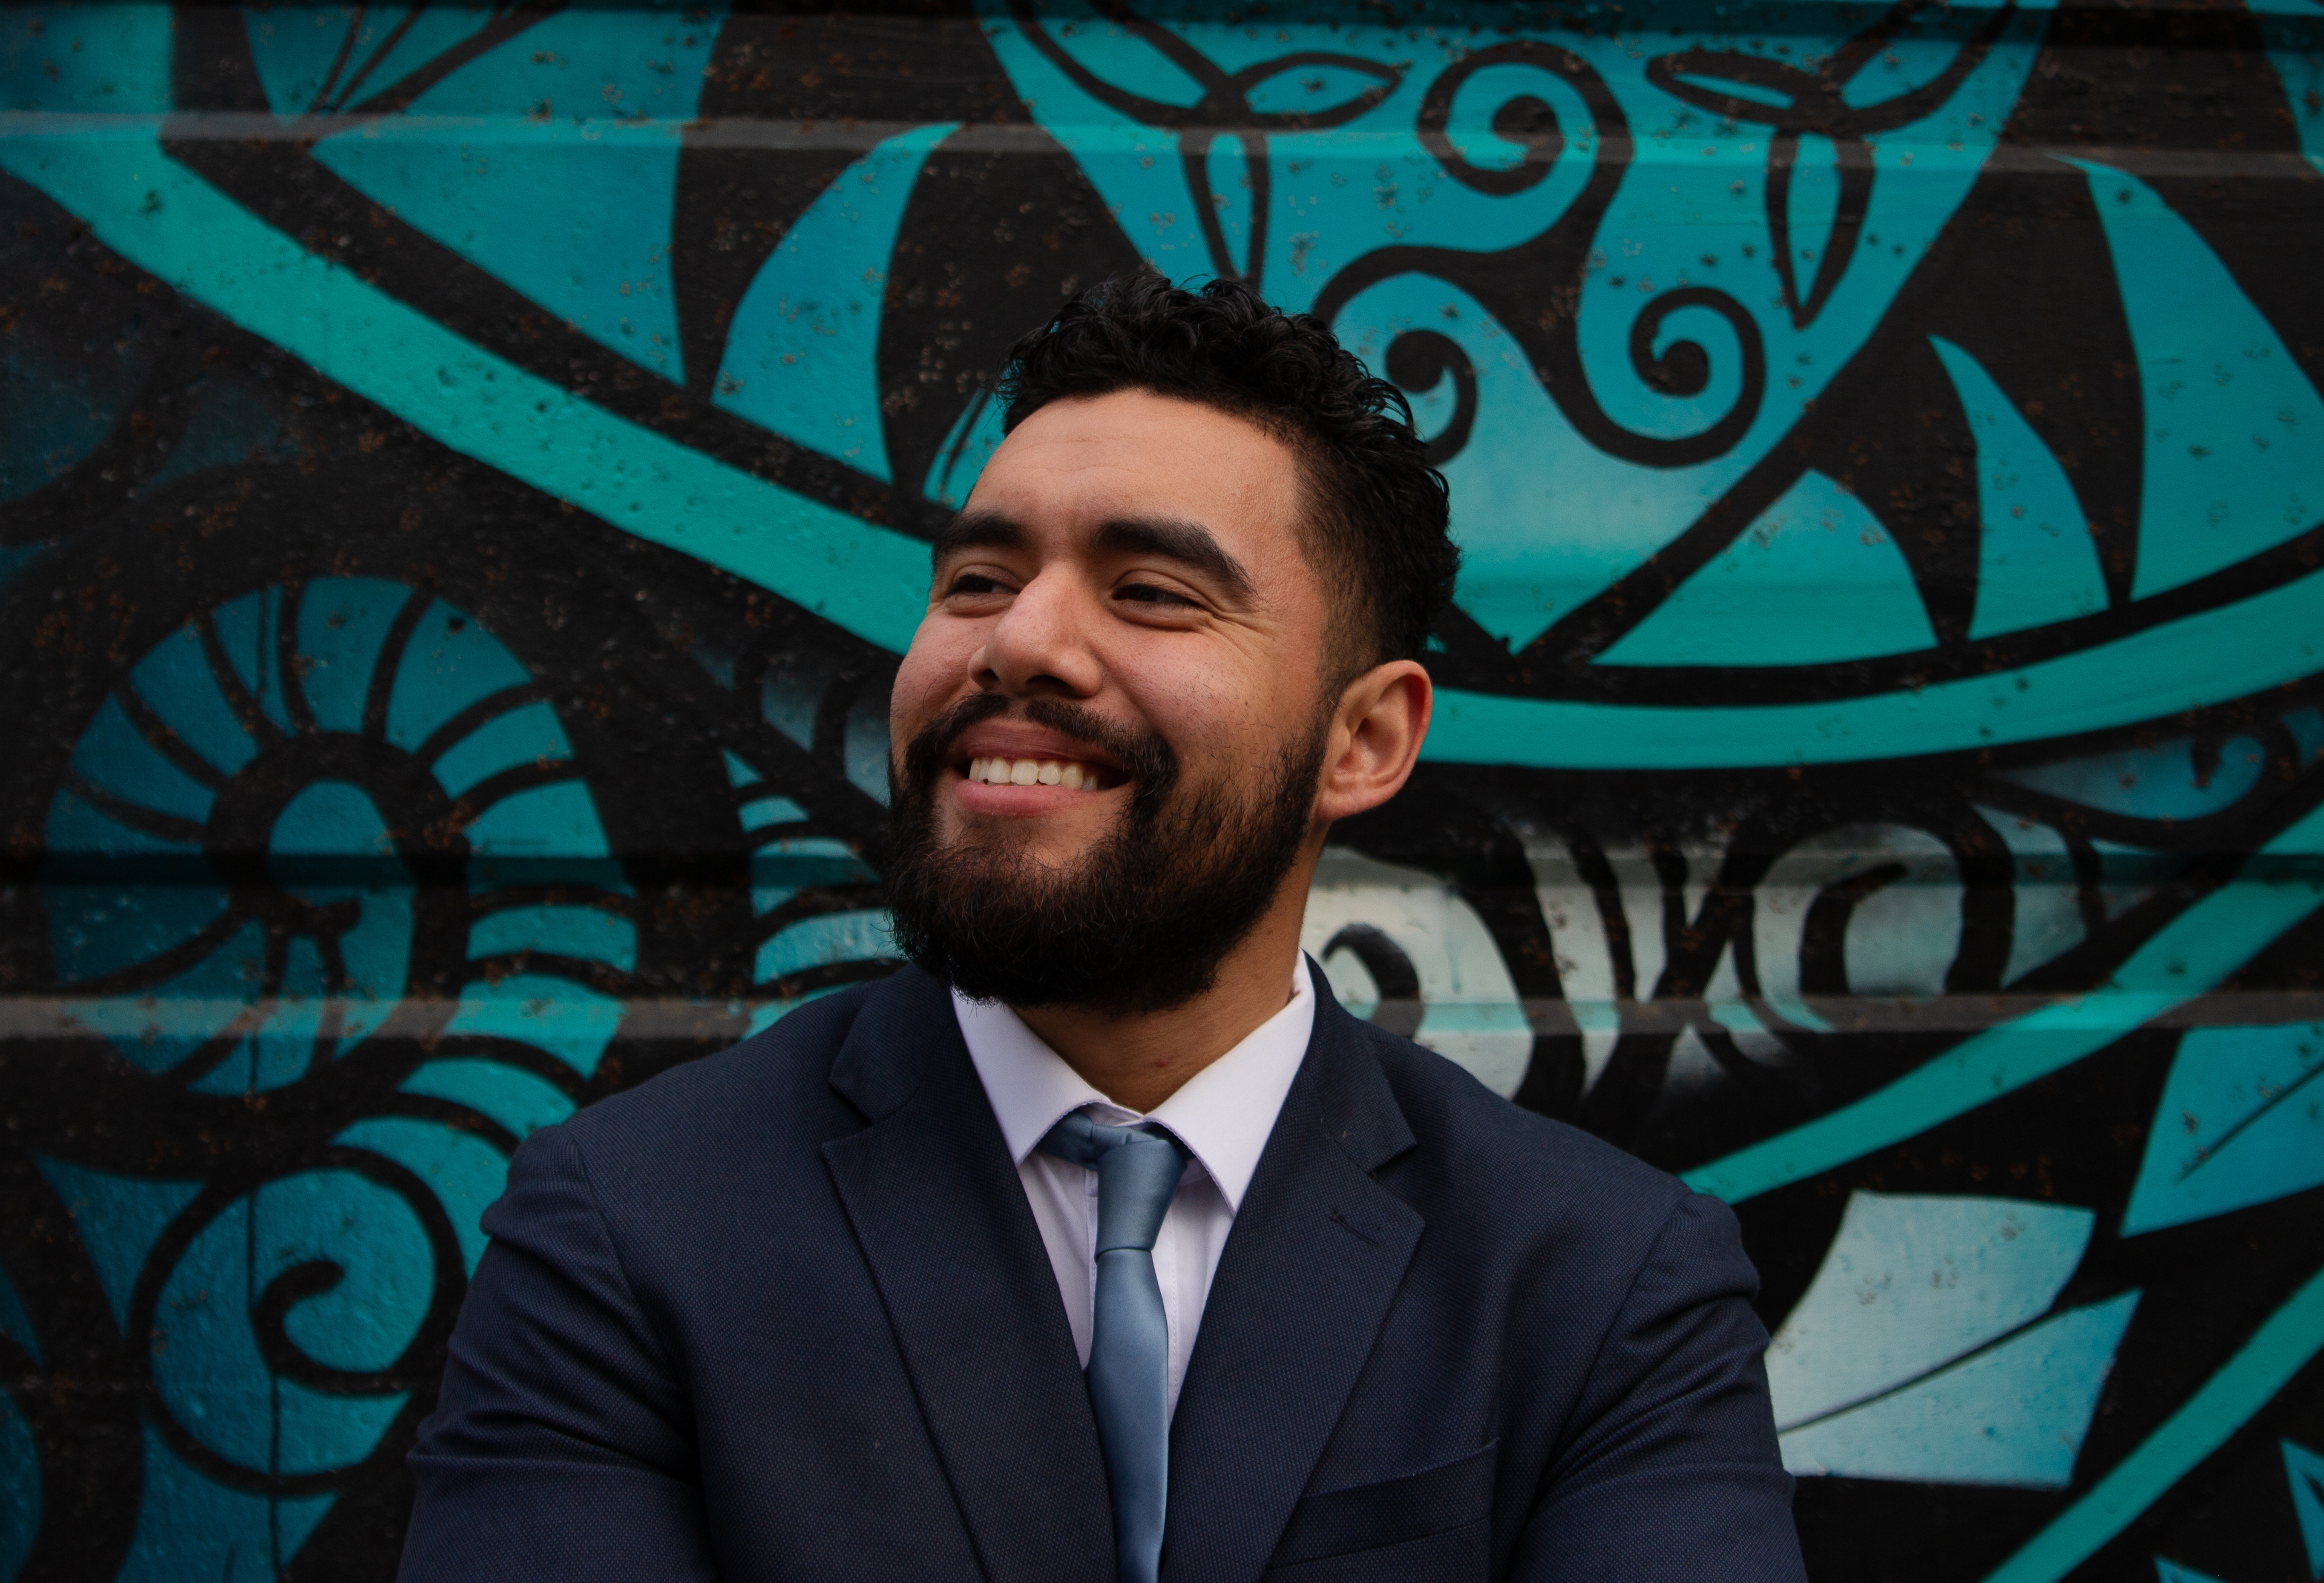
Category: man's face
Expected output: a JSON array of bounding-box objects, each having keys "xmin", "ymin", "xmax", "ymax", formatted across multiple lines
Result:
[{"xmin": 885, "ymin": 389, "xmax": 1337, "ymax": 1010}]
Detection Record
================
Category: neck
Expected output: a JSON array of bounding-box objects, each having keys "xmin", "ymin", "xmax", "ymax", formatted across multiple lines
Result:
[{"xmin": 1014, "ymin": 846, "xmax": 1320, "ymax": 1114}]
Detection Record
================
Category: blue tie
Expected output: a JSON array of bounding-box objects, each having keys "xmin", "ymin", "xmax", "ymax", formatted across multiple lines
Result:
[{"xmin": 1038, "ymin": 1112, "xmax": 1190, "ymax": 1583}]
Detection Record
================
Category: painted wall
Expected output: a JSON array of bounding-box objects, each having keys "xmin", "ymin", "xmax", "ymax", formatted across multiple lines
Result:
[{"xmin": 3, "ymin": 2, "xmax": 2323, "ymax": 1578}]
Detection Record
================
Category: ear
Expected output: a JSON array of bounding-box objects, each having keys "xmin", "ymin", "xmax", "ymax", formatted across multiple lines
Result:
[{"xmin": 1312, "ymin": 660, "xmax": 1433, "ymax": 825}]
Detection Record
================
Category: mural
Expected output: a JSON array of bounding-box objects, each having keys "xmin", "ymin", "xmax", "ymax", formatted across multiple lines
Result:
[{"xmin": 2, "ymin": 0, "xmax": 2323, "ymax": 1577}]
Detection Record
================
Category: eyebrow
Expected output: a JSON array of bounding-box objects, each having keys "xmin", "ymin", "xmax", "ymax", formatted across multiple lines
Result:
[
  {"xmin": 931, "ymin": 511, "xmax": 1025, "ymax": 565},
  {"xmin": 1092, "ymin": 516, "xmax": 1253, "ymax": 599},
  {"xmin": 930, "ymin": 512, "xmax": 1256, "ymax": 601}
]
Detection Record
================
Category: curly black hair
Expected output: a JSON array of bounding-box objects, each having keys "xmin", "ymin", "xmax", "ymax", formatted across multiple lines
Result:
[{"xmin": 997, "ymin": 273, "xmax": 1459, "ymax": 679}]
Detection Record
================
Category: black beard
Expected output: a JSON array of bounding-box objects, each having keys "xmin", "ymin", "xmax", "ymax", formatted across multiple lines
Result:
[{"xmin": 884, "ymin": 693, "xmax": 1327, "ymax": 1016}]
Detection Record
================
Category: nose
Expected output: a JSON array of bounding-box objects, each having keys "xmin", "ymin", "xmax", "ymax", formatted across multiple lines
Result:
[{"xmin": 973, "ymin": 568, "xmax": 1101, "ymax": 700}]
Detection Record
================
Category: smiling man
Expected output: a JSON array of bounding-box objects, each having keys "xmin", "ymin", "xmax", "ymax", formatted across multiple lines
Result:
[{"xmin": 400, "ymin": 277, "xmax": 1805, "ymax": 1582}]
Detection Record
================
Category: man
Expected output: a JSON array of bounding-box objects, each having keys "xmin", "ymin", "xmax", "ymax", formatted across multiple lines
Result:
[{"xmin": 401, "ymin": 275, "xmax": 1805, "ymax": 1582}]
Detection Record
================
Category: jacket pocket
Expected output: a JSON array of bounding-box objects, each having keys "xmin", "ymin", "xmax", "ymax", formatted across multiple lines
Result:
[{"xmin": 1261, "ymin": 1440, "xmax": 1498, "ymax": 1577}]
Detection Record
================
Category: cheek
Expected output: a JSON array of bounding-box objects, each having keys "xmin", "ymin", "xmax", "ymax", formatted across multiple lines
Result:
[
  {"xmin": 889, "ymin": 636, "xmax": 962, "ymax": 750},
  {"xmin": 1120, "ymin": 650, "xmax": 1289, "ymax": 766}
]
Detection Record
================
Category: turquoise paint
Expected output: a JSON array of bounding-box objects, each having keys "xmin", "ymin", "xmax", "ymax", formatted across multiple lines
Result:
[
  {"xmin": 2138, "ymin": 1553, "xmax": 2231, "ymax": 1581},
  {"xmin": 2068, "ymin": 160, "xmax": 2324, "ymax": 602},
  {"xmin": 1422, "ymin": 543, "xmax": 2324, "ymax": 764},
  {"xmin": 1685, "ymin": 797, "xmax": 2324, "ymax": 1203},
  {"xmin": 1981, "ymin": 1260, "xmax": 2324, "ymax": 1583},
  {"xmin": 443, "ymin": 972, "xmax": 622, "ymax": 1078},
  {"xmin": 1780, "ymin": 1291, "xmax": 2140, "ymax": 1489},
  {"xmin": 271, "ymin": 781, "xmax": 395, "ymax": 858},
  {"xmin": 0, "ymin": 132, "xmax": 933, "ymax": 652},
  {"xmin": 0, "ymin": 337, "xmax": 144, "ymax": 501},
  {"xmin": 462, "ymin": 780, "xmax": 612, "ymax": 859},
  {"xmin": 467, "ymin": 903, "xmax": 637, "ymax": 971},
  {"xmin": 1333, "ymin": 272, "xmax": 1737, "ymax": 650},
  {"xmin": 243, "ymin": 6, "xmax": 500, "ymax": 118},
  {"xmin": 258, "ymin": 783, "xmax": 413, "ymax": 1055},
  {"xmin": 114, "ymin": 1424, "xmax": 333, "ymax": 1583},
  {"xmin": 44, "ymin": 784, "xmax": 196, "ymax": 861},
  {"xmin": 923, "ymin": 389, "xmax": 1008, "ymax": 510},
  {"xmin": 755, "ymin": 907, "xmax": 896, "ymax": 985},
  {"xmin": 151, "ymin": 1174, "xmax": 421, "ymax": 1475},
  {"xmin": 293, "ymin": 579, "xmax": 412, "ymax": 736},
  {"xmin": 41, "ymin": 871, "xmax": 229, "ymax": 987},
  {"xmin": 140, "ymin": 369, "xmax": 290, "ymax": 493},
  {"xmin": 67, "ymin": 695, "xmax": 218, "ymax": 825},
  {"xmin": 310, "ymin": 8, "xmax": 723, "ymax": 378},
  {"xmin": 51, "ymin": 919, "xmax": 255, "ymax": 1073},
  {"xmin": 2266, "ymin": 22, "xmax": 2324, "ymax": 168},
  {"xmin": 0, "ymin": 1388, "xmax": 32, "ymax": 1582},
  {"xmin": 31, "ymin": 1157, "xmax": 200, "ymax": 1332},
  {"xmin": 332, "ymin": 1117, "xmax": 510, "ymax": 1274},
  {"xmin": 1765, "ymin": 1193, "xmax": 2097, "ymax": 1431},
  {"xmin": 2121, "ymin": 1024, "xmax": 2324, "ymax": 1237},
  {"xmin": 208, "ymin": 589, "xmax": 296, "ymax": 735},
  {"xmin": 138, "ymin": 370, "xmax": 290, "ymax": 495},
  {"xmin": 398, "ymin": 1058, "xmax": 577, "ymax": 1142},
  {"xmin": 2284, "ymin": 1438, "xmax": 2324, "ymax": 1578},
  {"xmin": 715, "ymin": 121, "xmax": 960, "ymax": 479},
  {"xmin": 1597, "ymin": 470, "xmax": 1937, "ymax": 666},
  {"xmin": 382, "ymin": 600, "xmax": 535, "ymax": 755},
  {"xmin": 0, "ymin": 3, "xmax": 169, "ymax": 113},
  {"xmin": 125, "ymin": 625, "xmax": 260, "ymax": 778},
  {"xmin": 2153, "ymin": 1562, "xmax": 2231, "ymax": 1583},
  {"xmin": 750, "ymin": 835, "xmax": 877, "ymax": 894},
  {"xmin": 738, "ymin": 792, "xmax": 809, "ymax": 831},
  {"xmin": 2001, "ymin": 735, "xmax": 2269, "ymax": 824},
  {"xmin": 1224, "ymin": 5, "xmax": 2047, "ymax": 653},
  {"xmin": 1930, "ymin": 337, "xmax": 2109, "ymax": 639},
  {"xmin": 431, "ymin": 700, "xmax": 575, "ymax": 801}
]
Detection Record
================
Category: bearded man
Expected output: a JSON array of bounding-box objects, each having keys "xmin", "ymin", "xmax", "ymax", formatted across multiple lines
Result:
[{"xmin": 399, "ymin": 276, "xmax": 1806, "ymax": 1583}]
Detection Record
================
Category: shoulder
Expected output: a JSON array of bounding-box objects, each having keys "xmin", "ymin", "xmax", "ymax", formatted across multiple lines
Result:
[
  {"xmin": 547, "ymin": 979, "xmax": 885, "ymax": 1186},
  {"xmin": 1367, "ymin": 1019, "xmax": 1682, "ymax": 1206},
  {"xmin": 1344, "ymin": 1016, "xmax": 1741, "ymax": 1286}
]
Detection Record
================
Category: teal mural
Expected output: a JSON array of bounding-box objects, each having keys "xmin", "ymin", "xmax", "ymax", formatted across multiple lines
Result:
[{"xmin": 3, "ymin": 1, "xmax": 2324, "ymax": 1578}]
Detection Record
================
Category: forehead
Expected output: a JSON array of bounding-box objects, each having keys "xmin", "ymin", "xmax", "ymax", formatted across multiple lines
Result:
[{"xmin": 963, "ymin": 390, "xmax": 1305, "ymax": 555}]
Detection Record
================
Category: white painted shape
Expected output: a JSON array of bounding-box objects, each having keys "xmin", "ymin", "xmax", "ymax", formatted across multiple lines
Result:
[
  {"xmin": 1523, "ymin": 832, "xmax": 1623, "ymax": 1092},
  {"xmin": 1973, "ymin": 806, "xmax": 2089, "ymax": 986},
  {"xmin": 1765, "ymin": 1190, "xmax": 2097, "ymax": 1430},
  {"xmin": 1751, "ymin": 824, "xmax": 1960, "ymax": 1007},
  {"xmin": 1303, "ymin": 849, "xmax": 1531, "ymax": 1098},
  {"xmin": 1778, "ymin": 1291, "xmax": 2139, "ymax": 1489}
]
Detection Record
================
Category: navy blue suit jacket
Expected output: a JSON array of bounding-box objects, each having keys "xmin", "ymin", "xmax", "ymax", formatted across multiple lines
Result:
[{"xmin": 402, "ymin": 964, "xmax": 1805, "ymax": 1582}]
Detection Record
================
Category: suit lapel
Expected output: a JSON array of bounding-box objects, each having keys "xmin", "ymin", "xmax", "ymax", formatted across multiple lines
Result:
[
  {"xmin": 821, "ymin": 969, "xmax": 1115, "ymax": 1583},
  {"xmin": 1161, "ymin": 980, "xmax": 1424, "ymax": 1583}
]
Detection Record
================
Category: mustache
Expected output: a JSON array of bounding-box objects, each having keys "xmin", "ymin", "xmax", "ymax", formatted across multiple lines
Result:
[{"xmin": 899, "ymin": 693, "xmax": 1178, "ymax": 803}]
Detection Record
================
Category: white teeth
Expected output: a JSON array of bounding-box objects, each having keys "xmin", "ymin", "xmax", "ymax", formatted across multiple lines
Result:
[{"xmin": 965, "ymin": 755, "xmax": 1107, "ymax": 789}]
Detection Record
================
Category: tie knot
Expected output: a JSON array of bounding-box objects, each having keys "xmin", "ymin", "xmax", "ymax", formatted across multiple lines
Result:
[{"xmin": 1037, "ymin": 1111, "xmax": 1189, "ymax": 1256}]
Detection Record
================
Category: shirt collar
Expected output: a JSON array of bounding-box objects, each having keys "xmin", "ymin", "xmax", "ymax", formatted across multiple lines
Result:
[{"xmin": 954, "ymin": 958, "xmax": 1316, "ymax": 1214}]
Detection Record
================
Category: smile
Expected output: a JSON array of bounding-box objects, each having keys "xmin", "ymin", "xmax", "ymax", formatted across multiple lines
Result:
[{"xmin": 965, "ymin": 756, "xmax": 1112, "ymax": 791}]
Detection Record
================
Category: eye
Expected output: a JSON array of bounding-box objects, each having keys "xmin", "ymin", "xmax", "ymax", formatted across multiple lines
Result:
[
  {"xmin": 945, "ymin": 571, "xmax": 1013, "ymax": 598},
  {"xmin": 1113, "ymin": 582, "xmax": 1200, "ymax": 610}
]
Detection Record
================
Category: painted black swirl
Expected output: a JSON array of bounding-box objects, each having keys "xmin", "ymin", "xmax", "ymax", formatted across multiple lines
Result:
[
  {"xmin": 1007, "ymin": 0, "xmax": 1400, "ymax": 288},
  {"xmin": 1416, "ymin": 58, "xmax": 1566, "ymax": 197},
  {"xmin": 1315, "ymin": 41, "xmax": 1766, "ymax": 470},
  {"xmin": 1384, "ymin": 331, "xmax": 1479, "ymax": 465},
  {"xmin": 1646, "ymin": 0, "xmax": 2016, "ymax": 329}
]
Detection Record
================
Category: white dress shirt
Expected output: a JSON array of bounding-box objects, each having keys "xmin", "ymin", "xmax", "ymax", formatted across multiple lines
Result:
[{"xmin": 954, "ymin": 959, "xmax": 1316, "ymax": 1420}]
